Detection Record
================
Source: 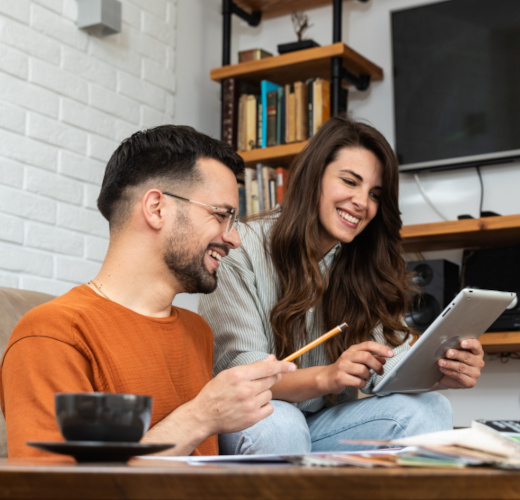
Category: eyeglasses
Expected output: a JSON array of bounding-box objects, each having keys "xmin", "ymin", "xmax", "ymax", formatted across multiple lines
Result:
[{"xmin": 162, "ymin": 192, "xmax": 238, "ymax": 235}]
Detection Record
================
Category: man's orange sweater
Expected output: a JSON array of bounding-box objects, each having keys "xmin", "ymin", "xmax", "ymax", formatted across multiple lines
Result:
[{"xmin": 0, "ymin": 285, "xmax": 217, "ymax": 457}]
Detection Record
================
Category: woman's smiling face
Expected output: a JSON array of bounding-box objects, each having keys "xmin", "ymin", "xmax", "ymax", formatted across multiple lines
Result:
[{"xmin": 317, "ymin": 146, "xmax": 383, "ymax": 255}]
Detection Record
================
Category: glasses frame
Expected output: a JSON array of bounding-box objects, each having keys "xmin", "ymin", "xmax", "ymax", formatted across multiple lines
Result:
[{"xmin": 162, "ymin": 191, "xmax": 238, "ymax": 235}]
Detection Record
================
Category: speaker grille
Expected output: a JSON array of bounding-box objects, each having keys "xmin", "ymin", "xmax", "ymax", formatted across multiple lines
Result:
[{"xmin": 406, "ymin": 259, "xmax": 460, "ymax": 333}]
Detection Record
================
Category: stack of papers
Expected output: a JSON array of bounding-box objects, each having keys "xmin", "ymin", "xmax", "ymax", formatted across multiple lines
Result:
[
  {"xmin": 141, "ymin": 420, "xmax": 520, "ymax": 469},
  {"xmin": 333, "ymin": 419, "xmax": 520, "ymax": 469}
]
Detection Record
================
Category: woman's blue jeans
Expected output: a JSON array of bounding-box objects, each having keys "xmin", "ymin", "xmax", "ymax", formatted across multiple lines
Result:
[{"xmin": 219, "ymin": 392, "xmax": 453, "ymax": 455}]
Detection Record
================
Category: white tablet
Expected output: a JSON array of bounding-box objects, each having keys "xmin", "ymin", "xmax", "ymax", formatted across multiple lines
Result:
[{"xmin": 372, "ymin": 288, "xmax": 517, "ymax": 396}]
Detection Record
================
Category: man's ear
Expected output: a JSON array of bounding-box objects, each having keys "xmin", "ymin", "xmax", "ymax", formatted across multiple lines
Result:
[{"xmin": 142, "ymin": 189, "xmax": 166, "ymax": 230}]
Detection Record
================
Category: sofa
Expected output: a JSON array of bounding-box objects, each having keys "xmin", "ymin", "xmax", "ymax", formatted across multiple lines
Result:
[{"xmin": 0, "ymin": 286, "xmax": 55, "ymax": 457}]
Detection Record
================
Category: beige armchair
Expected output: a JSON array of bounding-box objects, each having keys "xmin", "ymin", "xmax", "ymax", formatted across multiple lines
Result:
[{"xmin": 0, "ymin": 286, "xmax": 54, "ymax": 457}]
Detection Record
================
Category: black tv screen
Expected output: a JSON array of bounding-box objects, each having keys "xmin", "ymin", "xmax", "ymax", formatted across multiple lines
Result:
[{"xmin": 391, "ymin": 0, "xmax": 520, "ymax": 172}]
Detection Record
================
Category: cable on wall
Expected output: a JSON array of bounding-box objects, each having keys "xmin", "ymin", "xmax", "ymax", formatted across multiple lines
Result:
[
  {"xmin": 413, "ymin": 174, "xmax": 450, "ymax": 221},
  {"xmin": 476, "ymin": 166, "xmax": 484, "ymax": 216}
]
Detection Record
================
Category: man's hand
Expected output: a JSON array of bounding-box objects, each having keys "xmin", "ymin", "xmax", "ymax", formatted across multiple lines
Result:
[
  {"xmin": 141, "ymin": 355, "xmax": 296, "ymax": 455},
  {"xmin": 437, "ymin": 338, "xmax": 485, "ymax": 389},
  {"xmin": 195, "ymin": 354, "xmax": 297, "ymax": 435}
]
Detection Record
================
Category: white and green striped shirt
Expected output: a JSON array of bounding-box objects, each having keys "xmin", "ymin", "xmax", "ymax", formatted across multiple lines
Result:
[{"xmin": 198, "ymin": 215, "xmax": 411, "ymax": 413}]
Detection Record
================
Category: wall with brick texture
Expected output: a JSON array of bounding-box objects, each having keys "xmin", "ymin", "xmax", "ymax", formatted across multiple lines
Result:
[{"xmin": 0, "ymin": 0, "xmax": 178, "ymax": 296}]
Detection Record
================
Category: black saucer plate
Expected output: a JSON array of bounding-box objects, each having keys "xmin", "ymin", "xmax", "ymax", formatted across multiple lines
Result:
[{"xmin": 27, "ymin": 441, "xmax": 176, "ymax": 462}]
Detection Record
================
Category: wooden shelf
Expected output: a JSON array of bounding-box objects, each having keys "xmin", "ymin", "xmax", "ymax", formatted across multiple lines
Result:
[
  {"xmin": 401, "ymin": 214, "xmax": 520, "ymax": 253},
  {"xmin": 211, "ymin": 42, "xmax": 383, "ymax": 87},
  {"xmin": 238, "ymin": 141, "xmax": 307, "ymax": 167},
  {"xmin": 233, "ymin": 0, "xmax": 346, "ymax": 19},
  {"xmin": 402, "ymin": 214, "xmax": 520, "ymax": 352},
  {"xmin": 480, "ymin": 332, "xmax": 520, "ymax": 353},
  {"xmin": 222, "ymin": 2, "xmax": 520, "ymax": 354}
]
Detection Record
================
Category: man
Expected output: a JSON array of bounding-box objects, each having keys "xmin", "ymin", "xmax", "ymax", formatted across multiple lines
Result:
[{"xmin": 0, "ymin": 125, "xmax": 295, "ymax": 457}]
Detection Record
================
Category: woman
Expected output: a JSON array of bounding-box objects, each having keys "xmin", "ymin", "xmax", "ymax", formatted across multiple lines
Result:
[{"xmin": 199, "ymin": 114, "xmax": 484, "ymax": 455}]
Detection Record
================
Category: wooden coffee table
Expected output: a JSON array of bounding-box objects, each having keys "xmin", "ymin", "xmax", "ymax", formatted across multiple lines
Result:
[{"xmin": 1, "ymin": 457, "xmax": 520, "ymax": 499}]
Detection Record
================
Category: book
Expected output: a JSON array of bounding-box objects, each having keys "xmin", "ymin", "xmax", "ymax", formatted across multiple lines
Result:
[
  {"xmin": 285, "ymin": 83, "xmax": 296, "ymax": 144},
  {"xmin": 266, "ymin": 90, "xmax": 278, "ymax": 147},
  {"xmin": 294, "ymin": 81, "xmax": 308, "ymax": 142},
  {"xmin": 222, "ymin": 78, "xmax": 238, "ymax": 149},
  {"xmin": 312, "ymin": 78, "xmax": 331, "ymax": 135},
  {"xmin": 261, "ymin": 166, "xmax": 276, "ymax": 210},
  {"xmin": 244, "ymin": 168, "xmax": 257, "ymax": 216},
  {"xmin": 256, "ymin": 99, "xmax": 262, "ymax": 149},
  {"xmin": 269, "ymin": 177, "xmax": 276, "ymax": 209},
  {"xmin": 250, "ymin": 178, "xmax": 260, "ymax": 215},
  {"xmin": 255, "ymin": 163, "xmax": 265, "ymax": 212},
  {"xmin": 238, "ymin": 48, "xmax": 273, "ymax": 63},
  {"xmin": 237, "ymin": 93, "xmax": 248, "ymax": 151},
  {"xmin": 222, "ymin": 79, "xmax": 259, "ymax": 150},
  {"xmin": 260, "ymin": 80, "xmax": 281, "ymax": 148},
  {"xmin": 276, "ymin": 86, "xmax": 285, "ymax": 145},
  {"xmin": 245, "ymin": 94, "xmax": 258, "ymax": 151},
  {"xmin": 237, "ymin": 178, "xmax": 246, "ymax": 218},
  {"xmin": 307, "ymin": 78, "xmax": 314, "ymax": 138},
  {"xmin": 276, "ymin": 167, "xmax": 289, "ymax": 204}
]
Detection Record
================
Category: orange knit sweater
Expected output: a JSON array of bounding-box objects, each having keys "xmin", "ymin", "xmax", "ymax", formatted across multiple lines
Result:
[{"xmin": 0, "ymin": 285, "xmax": 217, "ymax": 457}]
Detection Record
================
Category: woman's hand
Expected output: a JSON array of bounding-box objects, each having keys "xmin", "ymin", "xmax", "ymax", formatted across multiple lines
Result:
[
  {"xmin": 318, "ymin": 341, "xmax": 394, "ymax": 394},
  {"xmin": 437, "ymin": 338, "xmax": 485, "ymax": 389}
]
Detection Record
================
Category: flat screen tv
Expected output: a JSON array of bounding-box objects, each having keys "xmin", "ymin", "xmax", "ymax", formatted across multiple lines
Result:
[{"xmin": 391, "ymin": 0, "xmax": 520, "ymax": 173}]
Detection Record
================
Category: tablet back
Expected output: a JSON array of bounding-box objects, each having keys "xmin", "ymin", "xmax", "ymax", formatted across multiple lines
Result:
[{"xmin": 372, "ymin": 288, "xmax": 516, "ymax": 396}]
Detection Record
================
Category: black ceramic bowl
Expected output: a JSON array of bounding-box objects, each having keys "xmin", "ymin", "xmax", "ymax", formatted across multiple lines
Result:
[{"xmin": 55, "ymin": 393, "xmax": 153, "ymax": 443}]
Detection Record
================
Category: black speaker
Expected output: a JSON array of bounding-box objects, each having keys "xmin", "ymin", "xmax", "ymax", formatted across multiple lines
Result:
[
  {"xmin": 406, "ymin": 259, "xmax": 460, "ymax": 333},
  {"xmin": 461, "ymin": 246, "xmax": 520, "ymax": 331}
]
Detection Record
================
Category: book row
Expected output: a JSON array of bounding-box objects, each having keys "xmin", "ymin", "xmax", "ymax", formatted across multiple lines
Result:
[
  {"xmin": 222, "ymin": 78, "xmax": 348, "ymax": 153},
  {"xmin": 238, "ymin": 165, "xmax": 289, "ymax": 217}
]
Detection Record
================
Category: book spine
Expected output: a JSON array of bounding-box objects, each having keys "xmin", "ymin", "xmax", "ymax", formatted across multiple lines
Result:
[
  {"xmin": 294, "ymin": 81, "xmax": 308, "ymax": 142},
  {"xmin": 222, "ymin": 78, "xmax": 238, "ymax": 149},
  {"xmin": 261, "ymin": 166, "xmax": 275, "ymax": 210},
  {"xmin": 244, "ymin": 168, "xmax": 255, "ymax": 216},
  {"xmin": 237, "ymin": 93, "xmax": 248, "ymax": 151},
  {"xmin": 276, "ymin": 86, "xmax": 285, "ymax": 145},
  {"xmin": 250, "ymin": 179, "xmax": 260, "ymax": 214},
  {"xmin": 266, "ymin": 90, "xmax": 278, "ymax": 148},
  {"xmin": 287, "ymin": 87, "xmax": 296, "ymax": 143},
  {"xmin": 256, "ymin": 97, "xmax": 262, "ymax": 149},
  {"xmin": 307, "ymin": 78, "xmax": 314, "ymax": 138},
  {"xmin": 237, "ymin": 179, "xmax": 246, "ymax": 218},
  {"xmin": 261, "ymin": 82, "xmax": 268, "ymax": 148},
  {"xmin": 276, "ymin": 167, "xmax": 288, "ymax": 204},
  {"xmin": 284, "ymin": 84, "xmax": 292, "ymax": 144},
  {"xmin": 245, "ymin": 94, "xmax": 257, "ymax": 151},
  {"xmin": 256, "ymin": 163, "xmax": 265, "ymax": 212},
  {"xmin": 269, "ymin": 178, "xmax": 276, "ymax": 209},
  {"xmin": 312, "ymin": 78, "xmax": 322, "ymax": 137}
]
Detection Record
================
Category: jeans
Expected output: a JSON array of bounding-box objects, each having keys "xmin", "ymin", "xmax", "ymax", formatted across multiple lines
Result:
[{"xmin": 219, "ymin": 392, "xmax": 453, "ymax": 455}]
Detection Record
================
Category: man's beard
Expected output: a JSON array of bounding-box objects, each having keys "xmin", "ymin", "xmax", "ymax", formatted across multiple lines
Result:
[
  {"xmin": 163, "ymin": 213, "xmax": 221, "ymax": 294},
  {"xmin": 164, "ymin": 241, "xmax": 218, "ymax": 294}
]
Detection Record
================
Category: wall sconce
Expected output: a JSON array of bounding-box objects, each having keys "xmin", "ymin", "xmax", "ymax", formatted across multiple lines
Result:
[{"xmin": 76, "ymin": 0, "xmax": 122, "ymax": 37}]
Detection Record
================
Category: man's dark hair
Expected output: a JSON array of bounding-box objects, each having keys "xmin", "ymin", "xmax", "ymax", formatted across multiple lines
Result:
[{"xmin": 97, "ymin": 124, "xmax": 244, "ymax": 227}]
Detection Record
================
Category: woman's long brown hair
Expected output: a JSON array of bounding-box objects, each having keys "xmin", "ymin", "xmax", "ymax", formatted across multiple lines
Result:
[{"xmin": 268, "ymin": 114, "xmax": 415, "ymax": 362}]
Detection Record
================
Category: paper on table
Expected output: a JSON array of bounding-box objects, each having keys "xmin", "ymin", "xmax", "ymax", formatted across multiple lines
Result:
[
  {"xmin": 138, "ymin": 449, "xmax": 406, "ymax": 466},
  {"xmin": 391, "ymin": 426, "xmax": 520, "ymax": 458}
]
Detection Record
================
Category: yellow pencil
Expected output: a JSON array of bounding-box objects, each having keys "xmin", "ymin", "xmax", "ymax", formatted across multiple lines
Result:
[{"xmin": 283, "ymin": 322, "xmax": 348, "ymax": 362}]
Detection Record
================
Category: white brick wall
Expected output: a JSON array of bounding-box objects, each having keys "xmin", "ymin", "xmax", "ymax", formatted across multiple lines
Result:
[{"xmin": 0, "ymin": 0, "xmax": 178, "ymax": 295}]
